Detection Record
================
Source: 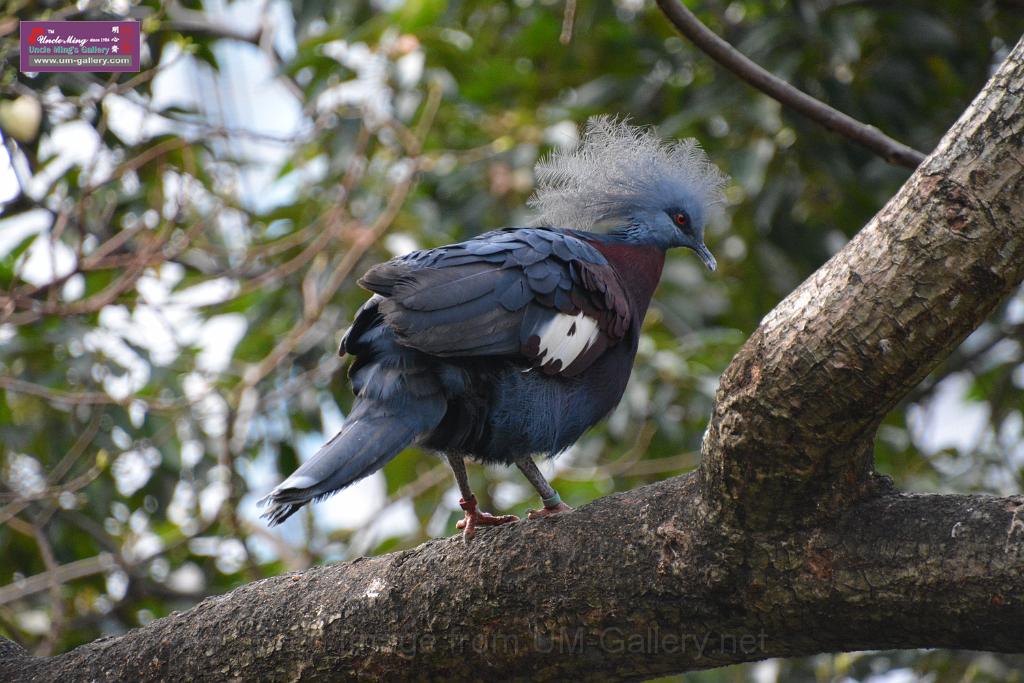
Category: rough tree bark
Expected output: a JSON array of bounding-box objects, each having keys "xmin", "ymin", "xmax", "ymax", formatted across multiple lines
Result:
[{"xmin": 3, "ymin": 35, "xmax": 1023, "ymax": 683}]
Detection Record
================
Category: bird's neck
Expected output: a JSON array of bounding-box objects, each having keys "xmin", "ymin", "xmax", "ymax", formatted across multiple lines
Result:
[{"xmin": 581, "ymin": 234, "xmax": 665, "ymax": 315}]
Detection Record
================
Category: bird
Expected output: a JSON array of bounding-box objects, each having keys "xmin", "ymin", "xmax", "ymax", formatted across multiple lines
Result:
[{"xmin": 259, "ymin": 116, "xmax": 727, "ymax": 537}]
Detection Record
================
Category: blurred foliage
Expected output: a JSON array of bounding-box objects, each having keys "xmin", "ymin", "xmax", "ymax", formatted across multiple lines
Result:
[{"xmin": 1, "ymin": 0, "xmax": 1023, "ymax": 679}]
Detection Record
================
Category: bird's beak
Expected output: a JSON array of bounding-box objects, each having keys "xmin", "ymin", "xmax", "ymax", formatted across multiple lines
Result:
[{"xmin": 694, "ymin": 243, "xmax": 717, "ymax": 271}]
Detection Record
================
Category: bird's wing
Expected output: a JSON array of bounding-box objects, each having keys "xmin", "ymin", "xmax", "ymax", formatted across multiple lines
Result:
[{"xmin": 356, "ymin": 228, "xmax": 631, "ymax": 377}]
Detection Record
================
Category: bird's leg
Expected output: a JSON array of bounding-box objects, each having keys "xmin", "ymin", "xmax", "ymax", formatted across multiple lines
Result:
[
  {"xmin": 517, "ymin": 458, "xmax": 573, "ymax": 520},
  {"xmin": 447, "ymin": 453, "xmax": 518, "ymax": 539}
]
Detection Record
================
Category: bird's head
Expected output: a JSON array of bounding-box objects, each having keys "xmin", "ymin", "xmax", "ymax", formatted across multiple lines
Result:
[{"xmin": 529, "ymin": 116, "xmax": 728, "ymax": 270}]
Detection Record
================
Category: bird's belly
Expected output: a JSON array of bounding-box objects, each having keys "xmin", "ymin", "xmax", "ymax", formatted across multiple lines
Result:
[{"xmin": 431, "ymin": 341, "xmax": 637, "ymax": 464}]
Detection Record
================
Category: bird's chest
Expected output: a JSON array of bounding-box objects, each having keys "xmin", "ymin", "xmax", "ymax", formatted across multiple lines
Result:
[{"xmin": 586, "ymin": 240, "xmax": 665, "ymax": 310}]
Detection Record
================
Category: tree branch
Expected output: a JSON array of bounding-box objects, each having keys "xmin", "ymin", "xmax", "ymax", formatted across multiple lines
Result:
[
  {"xmin": 2, "ymin": 478, "xmax": 1022, "ymax": 681},
  {"xmin": 655, "ymin": 0, "xmax": 927, "ymax": 169},
  {"xmin": 702, "ymin": 35, "xmax": 1024, "ymax": 525},
  {"xmin": 0, "ymin": 554, "xmax": 117, "ymax": 608}
]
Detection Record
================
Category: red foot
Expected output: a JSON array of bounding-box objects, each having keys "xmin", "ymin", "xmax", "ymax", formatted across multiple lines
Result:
[
  {"xmin": 456, "ymin": 495, "xmax": 518, "ymax": 539},
  {"xmin": 527, "ymin": 501, "xmax": 573, "ymax": 520}
]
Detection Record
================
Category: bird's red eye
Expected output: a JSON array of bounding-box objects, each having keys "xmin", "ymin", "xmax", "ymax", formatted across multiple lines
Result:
[{"xmin": 674, "ymin": 212, "xmax": 688, "ymax": 227}]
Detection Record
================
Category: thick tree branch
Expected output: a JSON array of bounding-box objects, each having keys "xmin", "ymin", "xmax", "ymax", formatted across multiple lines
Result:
[
  {"xmin": 655, "ymin": 0, "xmax": 927, "ymax": 168},
  {"xmin": 701, "ymin": 35, "xmax": 1024, "ymax": 525},
  {"xmin": 3, "ymin": 31, "xmax": 1023, "ymax": 683},
  {"xmin": 2, "ymin": 478, "xmax": 1022, "ymax": 681}
]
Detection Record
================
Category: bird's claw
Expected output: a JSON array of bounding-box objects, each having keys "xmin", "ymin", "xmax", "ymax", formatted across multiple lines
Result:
[
  {"xmin": 527, "ymin": 501, "xmax": 573, "ymax": 520},
  {"xmin": 457, "ymin": 496, "xmax": 518, "ymax": 539}
]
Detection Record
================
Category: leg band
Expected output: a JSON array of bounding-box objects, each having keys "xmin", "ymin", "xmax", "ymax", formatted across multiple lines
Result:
[{"xmin": 542, "ymin": 492, "xmax": 562, "ymax": 509}]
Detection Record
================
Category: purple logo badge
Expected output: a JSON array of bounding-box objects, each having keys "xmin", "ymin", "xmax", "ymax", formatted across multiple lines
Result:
[{"xmin": 20, "ymin": 21, "xmax": 141, "ymax": 73}]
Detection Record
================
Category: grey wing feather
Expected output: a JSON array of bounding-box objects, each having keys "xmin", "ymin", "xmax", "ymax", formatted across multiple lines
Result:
[{"xmin": 357, "ymin": 228, "xmax": 631, "ymax": 375}]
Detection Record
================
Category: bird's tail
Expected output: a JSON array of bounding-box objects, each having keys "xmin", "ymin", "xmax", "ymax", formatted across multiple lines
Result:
[{"xmin": 258, "ymin": 399, "xmax": 442, "ymax": 526}]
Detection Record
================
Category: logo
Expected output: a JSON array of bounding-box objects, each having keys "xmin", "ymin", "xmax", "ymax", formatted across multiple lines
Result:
[{"xmin": 20, "ymin": 21, "xmax": 141, "ymax": 73}]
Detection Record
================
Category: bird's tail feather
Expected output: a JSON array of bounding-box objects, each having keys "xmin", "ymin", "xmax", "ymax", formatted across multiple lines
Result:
[{"xmin": 258, "ymin": 402, "xmax": 439, "ymax": 526}]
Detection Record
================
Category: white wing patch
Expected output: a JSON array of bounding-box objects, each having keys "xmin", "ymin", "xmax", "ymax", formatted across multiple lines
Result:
[{"xmin": 536, "ymin": 312, "xmax": 600, "ymax": 371}]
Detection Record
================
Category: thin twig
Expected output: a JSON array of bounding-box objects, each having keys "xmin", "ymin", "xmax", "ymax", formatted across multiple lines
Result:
[
  {"xmin": 29, "ymin": 522, "xmax": 63, "ymax": 656},
  {"xmin": 239, "ymin": 82, "xmax": 444, "ymax": 392},
  {"xmin": 81, "ymin": 137, "xmax": 191, "ymax": 197},
  {"xmin": 0, "ymin": 463, "xmax": 105, "ymax": 526},
  {"xmin": 0, "ymin": 409, "xmax": 104, "ymax": 526},
  {"xmin": 560, "ymin": 0, "xmax": 577, "ymax": 45},
  {"xmin": 0, "ymin": 554, "xmax": 117, "ymax": 607},
  {"xmin": 344, "ymin": 462, "xmax": 452, "ymax": 552},
  {"xmin": 2, "ymin": 218, "xmax": 205, "ymax": 325},
  {"xmin": 234, "ymin": 210, "xmax": 349, "ymax": 297},
  {"xmin": 0, "ymin": 377, "xmax": 180, "ymax": 412},
  {"xmin": 556, "ymin": 422, "xmax": 659, "ymax": 481},
  {"xmin": 654, "ymin": 0, "xmax": 927, "ymax": 169},
  {"xmin": 619, "ymin": 451, "xmax": 698, "ymax": 476}
]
